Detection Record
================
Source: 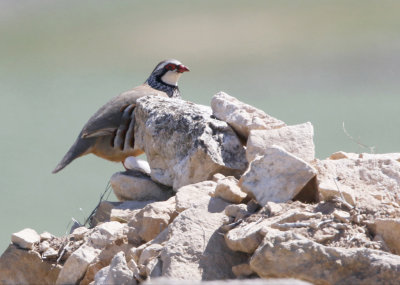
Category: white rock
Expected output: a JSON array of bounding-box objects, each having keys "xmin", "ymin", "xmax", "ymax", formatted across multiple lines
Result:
[
  {"xmin": 225, "ymin": 204, "xmax": 249, "ymax": 219},
  {"xmin": 329, "ymin": 151, "xmax": 400, "ymax": 162},
  {"xmin": 250, "ymin": 229, "xmax": 400, "ymax": 284},
  {"xmin": 128, "ymin": 197, "xmax": 177, "ymax": 243},
  {"xmin": 214, "ymin": 176, "xmax": 247, "ymax": 204},
  {"xmin": 110, "ymin": 170, "xmax": 172, "ymax": 202},
  {"xmin": 11, "ymin": 228, "xmax": 40, "ymax": 250},
  {"xmin": 38, "ymin": 241, "xmax": 50, "ymax": 253},
  {"xmin": 315, "ymin": 157, "xmax": 400, "ymax": 210},
  {"xmin": 240, "ymin": 146, "xmax": 317, "ymax": 205},
  {"xmin": 134, "ymin": 96, "xmax": 248, "ymax": 190},
  {"xmin": 211, "ymin": 92, "xmax": 285, "ymax": 138},
  {"xmin": 139, "ymin": 244, "xmax": 164, "ymax": 266},
  {"xmin": 87, "ymin": 221, "xmax": 125, "ymax": 248},
  {"xmin": 175, "ymin": 181, "xmax": 230, "ymax": 214},
  {"xmin": 42, "ymin": 247, "xmax": 58, "ymax": 260},
  {"xmin": 0, "ymin": 244, "xmax": 61, "ymax": 284},
  {"xmin": 56, "ymin": 244, "xmax": 100, "ymax": 285},
  {"xmin": 72, "ymin": 226, "xmax": 89, "ymax": 240},
  {"xmin": 110, "ymin": 200, "xmax": 155, "ymax": 223},
  {"xmin": 100, "ymin": 251, "xmax": 135, "ymax": 285},
  {"xmin": 40, "ymin": 232, "xmax": 54, "ymax": 241},
  {"xmin": 246, "ymin": 122, "xmax": 315, "ymax": 163},
  {"xmin": 318, "ymin": 180, "xmax": 356, "ymax": 206},
  {"xmin": 160, "ymin": 208, "xmax": 248, "ymax": 280},
  {"xmin": 124, "ymin": 156, "xmax": 151, "ymax": 174},
  {"xmin": 370, "ymin": 219, "xmax": 400, "ymax": 255}
]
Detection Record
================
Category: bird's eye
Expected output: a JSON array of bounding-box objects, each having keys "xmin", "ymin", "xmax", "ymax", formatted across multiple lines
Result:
[{"xmin": 165, "ymin": 64, "xmax": 176, "ymax": 71}]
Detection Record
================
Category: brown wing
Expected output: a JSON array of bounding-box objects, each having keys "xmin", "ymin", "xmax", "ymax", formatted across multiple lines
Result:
[{"xmin": 81, "ymin": 84, "xmax": 168, "ymax": 138}]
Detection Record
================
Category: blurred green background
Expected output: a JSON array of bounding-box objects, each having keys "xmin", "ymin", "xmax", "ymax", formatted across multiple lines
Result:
[{"xmin": 1, "ymin": 0, "xmax": 399, "ymax": 253}]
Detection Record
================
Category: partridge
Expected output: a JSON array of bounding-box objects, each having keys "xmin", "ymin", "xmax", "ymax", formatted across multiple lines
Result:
[{"xmin": 52, "ymin": 59, "xmax": 189, "ymax": 173}]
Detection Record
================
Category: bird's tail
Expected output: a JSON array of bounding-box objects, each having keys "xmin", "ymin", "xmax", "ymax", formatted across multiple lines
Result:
[{"xmin": 52, "ymin": 137, "xmax": 93, "ymax": 173}]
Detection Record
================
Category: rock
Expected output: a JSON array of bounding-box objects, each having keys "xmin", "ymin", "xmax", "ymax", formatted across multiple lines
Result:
[
  {"xmin": 175, "ymin": 181, "xmax": 230, "ymax": 214},
  {"xmin": 139, "ymin": 244, "xmax": 164, "ymax": 266},
  {"xmin": 38, "ymin": 241, "xmax": 50, "ymax": 253},
  {"xmin": 211, "ymin": 92, "xmax": 285, "ymax": 138},
  {"xmin": 40, "ymin": 232, "xmax": 54, "ymax": 241},
  {"xmin": 94, "ymin": 251, "xmax": 135, "ymax": 285},
  {"xmin": 0, "ymin": 244, "xmax": 61, "ymax": 285},
  {"xmin": 225, "ymin": 204, "xmax": 249, "ymax": 220},
  {"xmin": 42, "ymin": 248, "xmax": 58, "ymax": 260},
  {"xmin": 81, "ymin": 239, "xmax": 132, "ymax": 285},
  {"xmin": 144, "ymin": 278, "xmax": 311, "ymax": 285},
  {"xmin": 370, "ymin": 219, "xmax": 400, "ymax": 255},
  {"xmin": 134, "ymin": 96, "xmax": 248, "ymax": 190},
  {"xmin": 72, "ymin": 226, "xmax": 89, "ymax": 240},
  {"xmin": 214, "ymin": 176, "xmax": 247, "ymax": 204},
  {"xmin": 239, "ymin": 146, "xmax": 317, "ymax": 205},
  {"xmin": 329, "ymin": 151, "xmax": 400, "ymax": 162},
  {"xmin": 160, "ymin": 208, "xmax": 248, "ymax": 280},
  {"xmin": 250, "ymin": 229, "xmax": 400, "ymax": 284},
  {"xmin": 317, "ymin": 180, "xmax": 356, "ymax": 206},
  {"xmin": 87, "ymin": 222, "xmax": 125, "ymax": 248},
  {"xmin": 11, "ymin": 228, "xmax": 40, "ymax": 250},
  {"xmin": 128, "ymin": 197, "xmax": 177, "ymax": 243},
  {"xmin": 246, "ymin": 122, "xmax": 315, "ymax": 163},
  {"xmin": 232, "ymin": 263, "xmax": 254, "ymax": 278},
  {"xmin": 110, "ymin": 170, "xmax": 173, "ymax": 202},
  {"xmin": 315, "ymin": 157, "xmax": 400, "ymax": 211},
  {"xmin": 225, "ymin": 220, "xmax": 269, "ymax": 254},
  {"xmin": 124, "ymin": 156, "xmax": 151, "ymax": 174},
  {"xmin": 56, "ymin": 244, "xmax": 100, "ymax": 285},
  {"xmin": 90, "ymin": 201, "xmax": 122, "ymax": 227},
  {"xmin": 110, "ymin": 200, "xmax": 155, "ymax": 223},
  {"xmin": 138, "ymin": 244, "xmax": 164, "ymax": 278}
]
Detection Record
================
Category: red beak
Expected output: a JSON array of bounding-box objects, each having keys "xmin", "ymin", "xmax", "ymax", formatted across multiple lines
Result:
[{"xmin": 177, "ymin": 65, "xmax": 190, "ymax": 73}]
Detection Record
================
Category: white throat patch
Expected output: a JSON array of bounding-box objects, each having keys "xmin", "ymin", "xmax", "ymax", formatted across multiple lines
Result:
[{"xmin": 161, "ymin": 70, "xmax": 182, "ymax": 86}]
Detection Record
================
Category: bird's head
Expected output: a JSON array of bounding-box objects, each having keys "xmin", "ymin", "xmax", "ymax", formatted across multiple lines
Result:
[{"xmin": 149, "ymin": 59, "xmax": 190, "ymax": 87}]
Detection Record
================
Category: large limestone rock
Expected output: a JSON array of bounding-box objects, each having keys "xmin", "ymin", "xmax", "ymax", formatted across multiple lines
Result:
[
  {"xmin": 11, "ymin": 228, "xmax": 40, "ymax": 250},
  {"xmin": 94, "ymin": 251, "xmax": 136, "ymax": 285},
  {"xmin": 0, "ymin": 245, "xmax": 61, "ymax": 285},
  {"xmin": 110, "ymin": 170, "xmax": 173, "ymax": 201},
  {"xmin": 211, "ymin": 92, "xmax": 285, "ymax": 138},
  {"xmin": 240, "ymin": 146, "xmax": 317, "ymax": 205},
  {"xmin": 56, "ymin": 244, "xmax": 101, "ymax": 285},
  {"xmin": 250, "ymin": 229, "xmax": 400, "ymax": 284},
  {"xmin": 160, "ymin": 208, "xmax": 248, "ymax": 280},
  {"xmin": 246, "ymin": 122, "xmax": 315, "ymax": 163},
  {"xmin": 134, "ymin": 96, "xmax": 248, "ymax": 190},
  {"xmin": 145, "ymin": 278, "xmax": 311, "ymax": 285},
  {"xmin": 315, "ymin": 156, "xmax": 400, "ymax": 210}
]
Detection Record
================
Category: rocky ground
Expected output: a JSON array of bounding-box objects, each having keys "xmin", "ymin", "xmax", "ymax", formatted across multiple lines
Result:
[{"xmin": 1, "ymin": 92, "xmax": 400, "ymax": 285}]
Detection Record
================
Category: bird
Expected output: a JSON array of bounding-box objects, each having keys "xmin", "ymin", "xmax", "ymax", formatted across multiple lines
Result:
[{"xmin": 52, "ymin": 59, "xmax": 189, "ymax": 173}]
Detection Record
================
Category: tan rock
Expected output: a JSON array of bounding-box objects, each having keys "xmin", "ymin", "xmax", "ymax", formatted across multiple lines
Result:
[
  {"xmin": 240, "ymin": 146, "xmax": 317, "ymax": 205},
  {"xmin": 128, "ymin": 197, "xmax": 176, "ymax": 243},
  {"xmin": 232, "ymin": 263, "xmax": 254, "ymax": 278},
  {"xmin": 144, "ymin": 278, "xmax": 312, "ymax": 285},
  {"xmin": 110, "ymin": 170, "xmax": 173, "ymax": 202},
  {"xmin": 225, "ymin": 220, "xmax": 269, "ymax": 253},
  {"xmin": 72, "ymin": 226, "xmax": 89, "ymax": 240},
  {"xmin": 214, "ymin": 176, "xmax": 247, "ymax": 204},
  {"xmin": 246, "ymin": 122, "xmax": 315, "ymax": 163},
  {"xmin": 370, "ymin": 218, "xmax": 400, "ymax": 255},
  {"xmin": 110, "ymin": 200, "xmax": 155, "ymax": 223},
  {"xmin": 138, "ymin": 244, "xmax": 163, "ymax": 266},
  {"xmin": 87, "ymin": 222, "xmax": 125, "ymax": 248},
  {"xmin": 94, "ymin": 251, "xmax": 135, "ymax": 285},
  {"xmin": 175, "ymin": 181, "xmax": 230, "ymax": 213},
  {"xmin": 250, "ymin": 229, "xmax": 400, "ymax": 284},
  {"xmin": 11, "ymin": 228, "xmax": 40, "ymax": 250},
  {"xmin": 211, "ymin": 92, "xmax": 285, "ymax": 138},
  {"xmin": 90, "ymin": 201, "xmax": 121, "ymax": 227},
  {"xmin": 56, "ymin": 244, "xmax": 100, "ymax": 285},
  {"xmin": 224, "ymin": 204, "xmax": 249, "ymax": 220},
  {"xmin": 81, "ymin": 240, "xmax": 132, "ymax": 285},
  {"xmin": 40, "ymin": 232, "xmax": 54, "ymax": 241},
  {"xmin": 315, "ymin": 157, "xmax": 400, "ymax": 210},
  {"xmin": 318, "ymin": 180, "xmax": 356, "ymax": 206},
  {"xmin": 160, "ymin": 208, "xmax": 248, "ymax": 280},
  {"xmin": 0, "ymin": 244, "xmax": 61, "ymax": 285},
  {"xmin": 329, "ymin": 151, "xmax": 400, "ymax": 162},
  {"xmin": 134, "ymin": 96, "xmax": 248, "ymax": 190}
]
